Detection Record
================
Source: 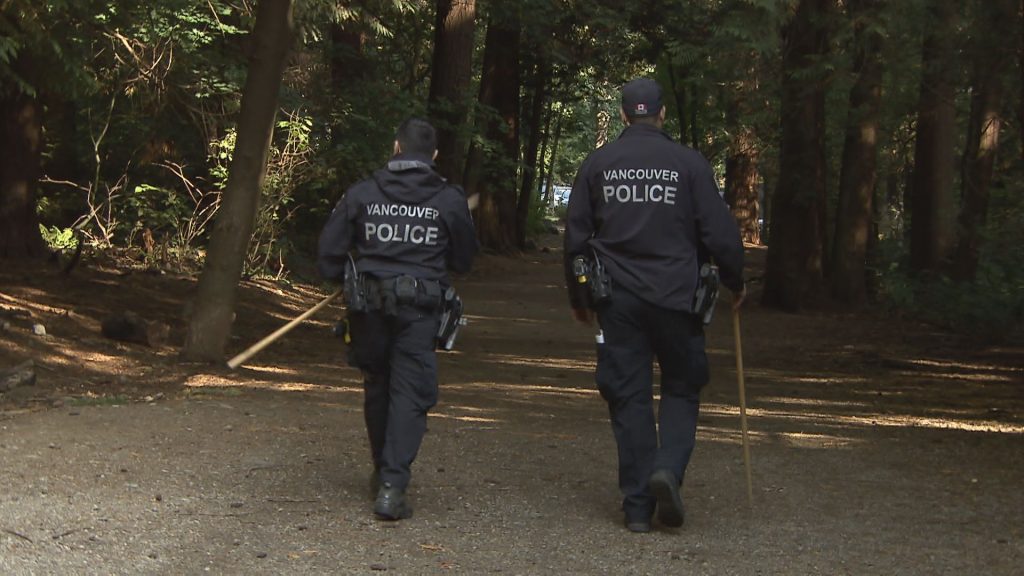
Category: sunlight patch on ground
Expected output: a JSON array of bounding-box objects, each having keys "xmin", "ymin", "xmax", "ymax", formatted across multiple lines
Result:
[
  {"xmin": 183, "ymin": 373, "xmax": 361, "ymax": 395},
  {"xmin": 482, "ymin": 353, "xmax": 596, "ymax": 371},
  {"xmin": 753, "ymin": 396, "xmax": 874, "ymax": 409},
  {"xmin": 895, "ymin": 370, "xmax": 1018, "ymax": 384},
  {"xmin": 430, "ymin": 412, "xmax": 501, "ymax": 424},
  {"xmin": 463, "ymin": 314, "xmax": 552, "ymax": 325},
  {"xmin": 446, "ymin": 381, "xmax": 600, "ymax": 397},
  {"xmin": 906, "ymin": 358, "xmax": 1023, "ymax": 373},
  {"xmin": 701, "ymin": 424, "xmax": 857, "ymax": 448},
  {"xmin": 713, "ymin": 404, "xmax": 1024, "ymax": 434},
  {"xmin": 442, "ymin": 404, "xmax": 495, "ymax": 414},
  {"xmin": 241, "ymin": 364, "xmax": 302, "ymax": 376},
  {"xmin": 774, "ymin": 431, "xmax": 857, "ymax": 448},
  {"xmin": 64, "ymin": 351, "xmax": 129, "ymax": 364}
]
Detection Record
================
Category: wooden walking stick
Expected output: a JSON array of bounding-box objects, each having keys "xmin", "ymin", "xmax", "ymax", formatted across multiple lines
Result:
[
  {"xmin": 226, "ymin": 288, "xmax": 343, "ymax": 370},
  {"xmin": 732, "ymin": 305, "xmax": 754, "ymax": 506}
]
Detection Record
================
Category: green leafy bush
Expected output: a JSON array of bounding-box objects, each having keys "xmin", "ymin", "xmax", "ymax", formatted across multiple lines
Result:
[{"xmin": 39, "ymin": 225, "xmax": 79, "ymax": 251}]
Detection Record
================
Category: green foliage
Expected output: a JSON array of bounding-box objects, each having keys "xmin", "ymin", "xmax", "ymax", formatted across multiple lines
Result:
[
  {"xmin": 876, "ymin": 212, "xmax": 1024, "ymax": 343},
  {"xmin": 38, "ymin": 225, "xmax": 79, "ymax": 251}
]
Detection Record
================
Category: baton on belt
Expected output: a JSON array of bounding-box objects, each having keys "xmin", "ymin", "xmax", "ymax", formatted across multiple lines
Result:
[
  {"xmin": 226, "ymin": 288, "xmax": 343, "ymax": 370},
  {"xmin": 732, "ymin": 305, "xmax": 754, "ymax": 506}
]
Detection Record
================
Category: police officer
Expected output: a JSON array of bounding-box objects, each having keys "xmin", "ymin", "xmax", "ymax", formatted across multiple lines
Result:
[
  {"xmin": 564, "ymin": 78, "xmax": 745, "ymax": 533},
  {"xmin": 317, "ymin": 117, "xmax": 477, "ymax": 521}
]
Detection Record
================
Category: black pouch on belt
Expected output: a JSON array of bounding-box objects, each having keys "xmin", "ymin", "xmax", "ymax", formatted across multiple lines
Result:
[
  {"xmin": 415, "ymin": 279, "xmax": 442, "ymax": 309},
  {"xmin": 394, "ymin": 275, "xmax": 418, "ymax": 304}
]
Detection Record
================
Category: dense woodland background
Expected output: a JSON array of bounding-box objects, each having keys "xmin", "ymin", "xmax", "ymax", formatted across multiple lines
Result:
[{"xmin": 1, "ymin": 0, "xmax": 1022, "ymax": 358}]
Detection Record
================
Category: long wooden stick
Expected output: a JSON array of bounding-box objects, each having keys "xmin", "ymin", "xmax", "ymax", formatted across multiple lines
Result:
[
  {"xmin": 226, "ymin": 288, "xmax": 343, "ymax": 370},
  {"xmin": 732, "ymin": 306, "xmax": 754, "ymax": 506}
]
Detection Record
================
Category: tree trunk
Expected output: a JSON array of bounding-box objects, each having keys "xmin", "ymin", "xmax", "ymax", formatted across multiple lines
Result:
[
  {"xmin": 544, "ymin": 113, "xmax": 564, "ymax": 210},
  {"xmin": 723, "ymin": 59, "xmax": 763, "ymax": 246},
  {"xmin": 689, "ymin": 84, "xmax": 700, "ymax": 152},
  {"xmin": 428, "ymin": 0, "xmax": 477, "ymax": 184},
  {"xmin": 908, "ymin": 0, "xmax": 958, "ymax": 273},
  {"xmin": 952, "ymin": 0, "xmax": 1017, "ymax": 281},
  {"xmin": 0, "ymin": 53, "xmax": 48, "ymax": 259},
  {"xmin": 831, "ymin": 0, "xmax": 886, "ymax": 308},
  {"xmin": 725, "ymin": 131, "xmax": 761, "ymax": 245},
  {"xmin": 762, "ymin": 0, "xmax": 833, "ymax": 311},
  {"xmin": 666, "ymin": 63, "xmax": 690, "ymax": 145},
  {"xmin": 595, "ymin": 109, "xmax": 611, "ymax": 148},
  {"xmin": 536, "ymin": 100, "xmax": 553, "ymax": 204},
  {"xmin": 464, "ymin": 11, "xmax": 520, "ymax": 253},
  {"xmin": 181, "ymin": 0, "xmax": 295, "ymax": 362},
  {"xmin": 329, "ymin": 22, "xmax": 369, "ymax": 87},
  {"xmin": 516, "ymin": 55, "xmax": 550, "ymax": 247}
]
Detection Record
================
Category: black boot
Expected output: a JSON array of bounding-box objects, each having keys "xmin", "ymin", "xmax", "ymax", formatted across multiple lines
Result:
[
  {"xmin": 369, "ymin": 468, "xmax": 381, "ymax": 500},
  {"xmin": 373, "ymin": 482, "xmax": 412, "ymax": 521},
  {"xmin": 650, "ymin": 469, "xmax": 684, "ymax": 527}
]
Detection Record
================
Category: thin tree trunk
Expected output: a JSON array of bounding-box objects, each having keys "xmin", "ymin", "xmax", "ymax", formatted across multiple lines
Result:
[
  {"xmin": 428, "ymin": 0, "xmax": 476, "ymax": 184},
  {"xmin": 666, "ymin": 64, "xmax": 689, "ymax": 145},
  {"xmin": 724, "ymin": 59, "xmax": 763, "ymax": 246},
  {"xmin": 536, "ymin": 100, "xmax": 553, "ymax": 204},
  {"xmin": 544, "ymin": 114, "xmax": 563, "ymax": 210},
  {"xmin": 517, "ymin": 56, "xmax": 550, "ymax": 247},
  {"xmin": 464, "ymin": 10, "xmax": 520, "ymax": 253},
  {"xmin": 953, "ymin": 0, "xmax": 1017, "ymax": 281},
  {"xmin": 595, "ymin": 109, "xmax": 611, "ymax": 148},
  {"xmin": 689, "ymin": 84, "xmax": 700, "ymax": 152},
  {"xmin": 182, "ymin": 0, "xmax": 295, "ymax": 362},
  {"xmin": 831, "ymin": 0, "xmax": 886, "ymax": 307},
  {"xmin": 762, "ymin": 0, "xmax": 833, "ymax": 311},
  {"xmin": 725, "ymin": 131, "xmax": 761, "ymax": 245},
  {"xmin": 909, "ymin": 0, "xmax": 958, "ymax": 273},
  {"xmin": 0, "ymin": 66, "xmax": 48, "ymax": 259}
]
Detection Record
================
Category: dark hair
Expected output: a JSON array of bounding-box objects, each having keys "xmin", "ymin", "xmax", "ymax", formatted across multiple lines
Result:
[
  {"xmin": 396, "ymin": 117, "xmax": 437, "ymax": 156},
  {"xmin": 627, "ymin": 114, "xmax": 661, "ymax": 126}
]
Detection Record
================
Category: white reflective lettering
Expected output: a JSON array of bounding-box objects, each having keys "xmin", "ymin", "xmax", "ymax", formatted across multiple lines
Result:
[{"xmin": 616, "ymin": 185, "xmax": 631, "ymax": 202}]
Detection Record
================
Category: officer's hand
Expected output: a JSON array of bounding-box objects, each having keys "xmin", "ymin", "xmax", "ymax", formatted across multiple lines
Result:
[
  {"xmin": 732, "ymin": 285, "xmax": 747, "ymax": 311},
  {"xmin": 571, "ymin": 308, "xmax": 593, "ymax": 324}
]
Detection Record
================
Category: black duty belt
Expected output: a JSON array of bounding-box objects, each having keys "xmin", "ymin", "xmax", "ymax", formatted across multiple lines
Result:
[{"xmin": 358, "ymin": 275, "xmax": 442, "ymax": 315}]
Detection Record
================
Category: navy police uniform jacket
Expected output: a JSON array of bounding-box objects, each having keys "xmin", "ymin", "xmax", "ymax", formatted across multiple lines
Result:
[
  {"xmin": 564, "ymin": 123, "xmax": 744, "ymax": 312},
  {"xmin": 317, "ymin": 152, "xmax": 477, "ymax": 284}
]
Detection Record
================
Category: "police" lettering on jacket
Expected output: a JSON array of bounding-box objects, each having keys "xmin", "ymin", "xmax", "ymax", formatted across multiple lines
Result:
[
  {"xmin": 601, "ymin": 168, "xmax": 679, "ymax": 205},
  {"xmin": 364, "ymin": 202, "xmax": 440, "ymax": 245}
]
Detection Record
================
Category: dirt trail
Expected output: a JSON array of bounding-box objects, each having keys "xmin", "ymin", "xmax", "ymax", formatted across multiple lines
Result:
[{"xmin": 1, "ymin": 245, "xmax": 1022, "ymax": 575}]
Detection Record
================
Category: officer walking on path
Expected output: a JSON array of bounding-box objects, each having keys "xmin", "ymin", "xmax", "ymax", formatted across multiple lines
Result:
[
  {"xmin": 317, "ymin": 118, "xmax": 477, "ymax": 521},
  {"xmin": 564, "ymin": 78, "xmax": 745, "ymax": 533}
]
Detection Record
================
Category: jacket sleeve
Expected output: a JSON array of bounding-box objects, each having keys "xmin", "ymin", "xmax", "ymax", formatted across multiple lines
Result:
[
  {"xmin": 563, "ymin": 158, "xmax": 597, "ymax": 309},
  {"xmin": 316, "ymin": 193, "xmax": 355, "ymax": 282},
  {"xmin": 445, "ymin": 190, "xmax": 478, "ymax": 274},
  {"xmin": 691, "ymin": 160, "xmax": 745, "ymax": 292}
]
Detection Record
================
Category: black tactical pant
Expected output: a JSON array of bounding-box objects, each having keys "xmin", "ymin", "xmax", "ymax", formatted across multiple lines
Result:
[
  {"xmin": 595, "ymin": 285, "xmax": 709, "ymax": 521},
  {"xmin": 347, "ymin": 304, "xmax": 440, "ymax": 491}
]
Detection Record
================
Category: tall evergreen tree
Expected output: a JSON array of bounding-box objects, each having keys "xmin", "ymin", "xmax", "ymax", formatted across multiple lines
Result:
[
  {"xmin": 908, "ymin": 0, "xmax": 959, "ymax": 273},
  {"xmin": 427, "ymin": 0, "xmax": 477, "ymax": 185},
  {"xmin": 763, "ymin": 0, "xmax": 835, "ymax": 311},
  {"xmin": 831, "ymin": 0, "xmax": 887, "ymax": 307}
]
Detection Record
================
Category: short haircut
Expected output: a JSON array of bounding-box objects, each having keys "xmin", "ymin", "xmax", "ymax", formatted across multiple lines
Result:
[
  {"xmin": 627, "ymin": 114, "xmax": 661, "ymax": 127},
  {"xmin": 396, "ymin": 117, "xmax": 438, "ymax": 156}
]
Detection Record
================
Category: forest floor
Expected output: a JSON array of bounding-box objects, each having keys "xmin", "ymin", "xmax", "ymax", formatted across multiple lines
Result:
[{"xmin": 1, "ymin": 235, "xmax": 1022, "ymax": 575}]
